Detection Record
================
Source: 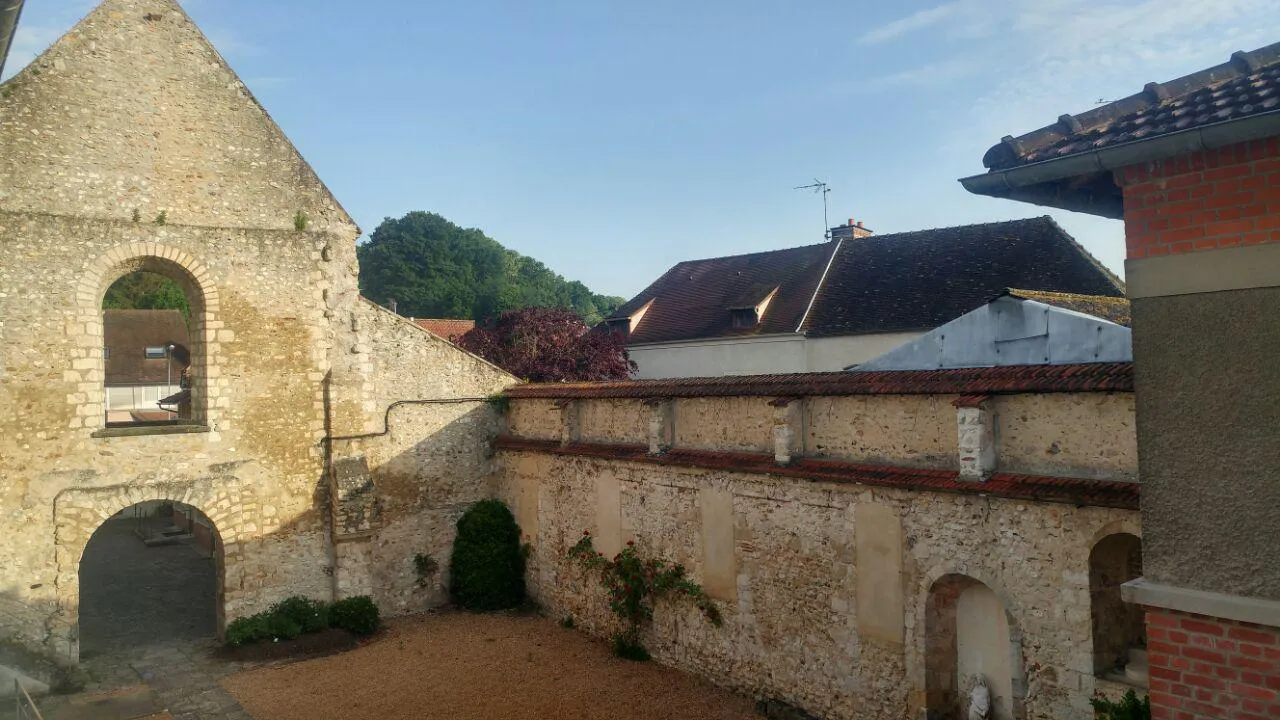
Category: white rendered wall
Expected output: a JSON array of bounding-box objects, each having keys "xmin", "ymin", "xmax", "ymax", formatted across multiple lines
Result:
[{"xmin": 629, "ymin": 331, "xmax": 923, "ymax": 379}]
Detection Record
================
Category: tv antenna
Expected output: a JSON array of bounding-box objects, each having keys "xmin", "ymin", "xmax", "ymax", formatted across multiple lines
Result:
[{"xmin": 795, "ymin": 179, "xmax": 831, "ymax": 239}]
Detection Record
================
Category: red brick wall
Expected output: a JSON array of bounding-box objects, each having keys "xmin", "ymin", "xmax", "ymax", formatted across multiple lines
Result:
[
  {"xmin": 1118, "ymin": 138, "xmax": 1280, "ymax": 260},
  {"xmin": 1146, "ymin": 608, "xmax": 1280, "ymax": 719}
]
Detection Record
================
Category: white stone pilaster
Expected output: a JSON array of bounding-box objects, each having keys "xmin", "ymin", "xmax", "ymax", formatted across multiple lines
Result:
[{"xmin": 957, "ymin": 397, "xmax": 996, "ymax": 481}]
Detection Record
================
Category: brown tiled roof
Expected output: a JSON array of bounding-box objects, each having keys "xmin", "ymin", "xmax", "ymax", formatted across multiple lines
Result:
[
  {"xmin": 1005, "ymin": 288, "xmax": 1131, "ymax": 327},
  {"xmin": 503, "ymin": 362, "xmax": 1132, "ymax": 399},
  {"xmin": 982, "ymin": 42, "xmax": 1280, "ymax": 171},
  {"xmin": 802, "ymin": 217, "xmax": 1123, "ymax": 337},
  {"xmin": 103, "ymin": 310, "xmax": 190, "ymax": 385},
  {"xmin": 608, "ymin": 217, "xmax": 1122, "ymax": 343},
  {"xmin": 610, "ymin": 242, "xmax": 835, "ymax": 344},
  {"xmin": 495, "ymin": 437, "xmax": 1139, "ymax": 510},
  {"xmin": 414, "ymin": 318, "xmax": 475, "ymax": 340}
]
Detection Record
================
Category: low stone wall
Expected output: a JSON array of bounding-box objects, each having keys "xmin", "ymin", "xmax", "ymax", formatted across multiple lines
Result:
[{"xmin": 495, "ymin": 370, "xmax": 1143, "ymax": 720}]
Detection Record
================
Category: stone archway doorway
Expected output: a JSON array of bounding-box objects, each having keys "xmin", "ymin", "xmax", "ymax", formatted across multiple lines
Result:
[{"xmin": 78, "ymin": 500, "xmax": 225, "ymax": 663}]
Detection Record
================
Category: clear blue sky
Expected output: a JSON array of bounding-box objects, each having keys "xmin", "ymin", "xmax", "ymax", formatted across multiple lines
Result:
[{"xmin": 8, "ymin": 1, "xmax": 1279, "ymax": 298}]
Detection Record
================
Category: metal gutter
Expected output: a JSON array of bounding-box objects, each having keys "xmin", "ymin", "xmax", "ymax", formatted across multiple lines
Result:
[
  {"xmin": 960, "ymin": 111, "xmax": 1280, "ymax": 217},
  {"xmin": 0, "ymin": 0, "xmax": 25, "ymax": 80},
  {"xmin": 794, "ymin": 237, "xmax": 843, "ymax": 333}
]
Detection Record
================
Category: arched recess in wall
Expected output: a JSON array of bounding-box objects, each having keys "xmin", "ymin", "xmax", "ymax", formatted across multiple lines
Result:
[
  {"xmin": 924, "ymin": 573, "xmax": 1024, "ymax": 720},
  {"xmin": 52, "ymin": 481, "xmax": 246, "ymax": 664},
  {"xmin": 79, "ymin": 500, "xmax": 225, "ymax": 659},
  {"xmin": 1089, "ymin": 533, "xmax": 1145, "ymax": 682},
  {"xmin": 74, "ymin": 245, "xmax": 223, "ymax": 432}
]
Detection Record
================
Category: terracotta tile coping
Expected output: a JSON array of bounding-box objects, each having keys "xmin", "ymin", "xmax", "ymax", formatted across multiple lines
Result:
[
  {"xmin": 503, "ymin": 363, "xmax": 1133, "ymax": 400},
  {"xmin": 495, "ymin": 436, "xmax": 1140, "ymax": 510}
]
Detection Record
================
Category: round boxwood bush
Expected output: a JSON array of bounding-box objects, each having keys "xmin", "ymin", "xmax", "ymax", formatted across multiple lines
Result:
[
  {"xmin": 450, "ymin": 499, "xmax": 526, "ymax": 611},
  {"xmin": 330, "ymin": 595, "xmax": 381, "ymax": 636},
  {"xmin": 271, "ymin": 596, "xmax": 330, "ymax": 634}
]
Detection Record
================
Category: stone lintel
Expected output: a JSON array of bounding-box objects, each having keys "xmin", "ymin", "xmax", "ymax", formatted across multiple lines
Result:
[{"xmin": 1122, "ymin": 578, "xmax": 1280, "ymax": 628}]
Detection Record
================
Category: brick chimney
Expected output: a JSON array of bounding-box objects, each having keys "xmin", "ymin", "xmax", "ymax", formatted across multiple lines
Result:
[{"xmin": 830, "ymin": 218, "xmax": 874, "ymax": 240}]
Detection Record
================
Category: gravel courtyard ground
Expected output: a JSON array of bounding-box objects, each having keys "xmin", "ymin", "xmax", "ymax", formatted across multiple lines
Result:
[{"xmin": 222, "ymin": 612, "xmax": 756, "ymax": 720}]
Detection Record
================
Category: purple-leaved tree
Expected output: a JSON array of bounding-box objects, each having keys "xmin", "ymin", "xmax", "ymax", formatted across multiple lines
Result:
[{"xmin": 459, "ymin": 307, "xmax": 635, "ymax": 382}]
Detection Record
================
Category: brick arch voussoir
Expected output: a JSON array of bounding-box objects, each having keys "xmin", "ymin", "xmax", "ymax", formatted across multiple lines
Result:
[
  {"xmin": 54, "ymin": 484, "xmax": 231, "ymax": 571},
  {"xmin": 78, "ymin": 243, "xmax": 221, "ymax": 313}
]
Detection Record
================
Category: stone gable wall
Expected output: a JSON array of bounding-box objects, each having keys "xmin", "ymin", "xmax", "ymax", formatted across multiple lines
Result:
[
  {"xmin": 0, "ymin": 0, "xmax": 516, "ymax": 673},
  {"xmin": 0, "ymin": 0, "xmax": 356, "ymax": 234}
]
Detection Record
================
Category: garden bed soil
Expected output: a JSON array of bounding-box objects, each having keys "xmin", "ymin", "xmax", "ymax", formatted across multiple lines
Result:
[
  {"xmin": 223, "ymin": 611, "xmax": 756, "ymax": 720},
  {"xmin": 215, "ymin": 627, "xmax": 361, "ymax": 663}
]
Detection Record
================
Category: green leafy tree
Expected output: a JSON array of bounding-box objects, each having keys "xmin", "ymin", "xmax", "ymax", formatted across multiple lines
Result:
[
  {"xmin": 357, "ymin": 212, "xmax": 623, "ymax": 324},
  {"xmin": 103, "ymin": 271, "xmax": 190, "ymax": 321}
]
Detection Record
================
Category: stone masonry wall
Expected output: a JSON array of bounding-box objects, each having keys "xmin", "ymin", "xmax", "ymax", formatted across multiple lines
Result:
[
  {"xmin": 330, "ymin": 303, "xmax": 515, "ymax": 614},
  {"xmin": 496, "ymin": 392, "xmax": 1142, "ymax": 720},
  {"xmin": 994, "ymin": 393, "xmax": 1138, "ymax": 481},
  {"xmin": 0, "ymin": 0, "xmax": 516, "ymax": 672}
]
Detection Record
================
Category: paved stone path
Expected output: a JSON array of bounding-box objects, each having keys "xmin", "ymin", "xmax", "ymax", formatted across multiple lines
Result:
[{"xmin": 40, "ymin": 517, "xmax": 257, "ymax": 720}]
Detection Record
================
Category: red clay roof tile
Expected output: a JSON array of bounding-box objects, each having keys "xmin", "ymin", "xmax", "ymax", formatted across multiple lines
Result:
[{"xmin": 503, "ymin": 362, "xmax": 1132, "ymax": 399}]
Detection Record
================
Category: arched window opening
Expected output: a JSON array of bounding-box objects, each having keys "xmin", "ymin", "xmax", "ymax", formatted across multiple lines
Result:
[
  {"xmin": 79, "ymin": 500, "xmax": 224, "ymax": 664},
  {"xmin": 1090, "ymin": 533, "xmax": 1146, "ymax": 686},
  {"xmin": 925, "ymin": 574, "xmax": 1021, "ymax": 720},
  {"xmin": 100, "ymin": 265, "xmax": 204, "ymax": 427}
]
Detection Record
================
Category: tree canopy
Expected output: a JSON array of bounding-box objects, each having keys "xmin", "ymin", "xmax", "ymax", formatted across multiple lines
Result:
[
  {"xmin": 458, "ymin": 307, "xmax": 634, "ymax": 382},
  {"xmin": 103, "ymin": 271, "xmax": 191, "ymax": 320},
  {"xmin": 357, "ymin": 212, "xmax": 624, "ymax": 325}
]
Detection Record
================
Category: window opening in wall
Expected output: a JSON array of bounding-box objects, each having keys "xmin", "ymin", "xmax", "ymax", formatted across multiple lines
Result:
[{"xmin": 102, "ymin": 270, "xmax": 197, "ymax": 427}]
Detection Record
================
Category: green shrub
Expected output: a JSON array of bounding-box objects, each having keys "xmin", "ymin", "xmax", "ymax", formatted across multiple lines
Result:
[
  {"xmin": 271, "ymin": 596, "xmax": 330, "ymax": 634},
  {"xmin": 1090, "ymin": 690, "xmax": 1151, "ymax": 720},
  {"xmin": 267, "ymin": 613, "xmax": 303, "ymax": 641},
  {"xmin": 330, "ymin": 595, "xmax": 381, "ymax": 636},
  {"xmin": 225, "ymin": 614, "xmax": 272, "ymax": 647},
  {"xmin": 449, "ymin": 499, "xmax": 526, "ymax": 611}
]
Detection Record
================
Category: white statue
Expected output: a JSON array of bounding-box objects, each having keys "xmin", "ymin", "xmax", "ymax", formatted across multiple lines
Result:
[{"xmin": 968, "ymin": 675, "xmax": 991, "ymax": 720}]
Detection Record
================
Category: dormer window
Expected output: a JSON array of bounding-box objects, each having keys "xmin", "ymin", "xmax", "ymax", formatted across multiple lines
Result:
[
  {"xmin": 605, "ymin": 317, "xmax": 631, "ymax": 339},
  {"xmin": 604, "ymin": 299, "xmax": 655, "ymax": 342},
  {"xmin": 727, "ymin": 287, "xmax": 779, "ymax": 331},
  {"xmin": 730, "ymin": 307, "xmax": 759, "ymax": 329}
]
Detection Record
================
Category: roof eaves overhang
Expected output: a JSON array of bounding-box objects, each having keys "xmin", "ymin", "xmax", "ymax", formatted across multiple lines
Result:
[
  {"xmin": 960, "ymin": 110, "xmax": 1280, "ymax": 218},
  {"xmin": 0, "ymin": 0, "xmax": 25, "ymax": 80}
]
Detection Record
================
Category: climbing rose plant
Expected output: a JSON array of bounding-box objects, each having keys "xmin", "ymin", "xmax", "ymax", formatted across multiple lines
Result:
[{"xmin": 567, "ymin": 531, "xmax": 722, "ymax": 660}]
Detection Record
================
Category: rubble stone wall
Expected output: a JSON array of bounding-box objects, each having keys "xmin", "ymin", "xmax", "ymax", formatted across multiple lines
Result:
[{"xmin": 496, "ymin": 392, "xmax": 1142, "ymax": 720}]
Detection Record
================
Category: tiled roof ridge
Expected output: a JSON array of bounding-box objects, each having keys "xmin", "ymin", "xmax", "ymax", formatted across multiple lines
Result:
[
  {"xmin": 668, "ymin": 238, "xmax": 837, "ymax": 267},
  {"xmin": 504, "ymin": 362, "xmax": 1133, "ymax": 399},
  {"xmin": 848, "ymin": 215, "xmax": 1054, "ymax": 242},
  {"xmin": 1005, "ymin": 287, "xmax": 1129, "ymax": 305},
  {"xmin": 494, "ymin": 437, "xmax": 1140, "ymax": 510},
  {"xmin": 985, "ymin": 41, "xmax": 1280, "ymax": 170}
]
